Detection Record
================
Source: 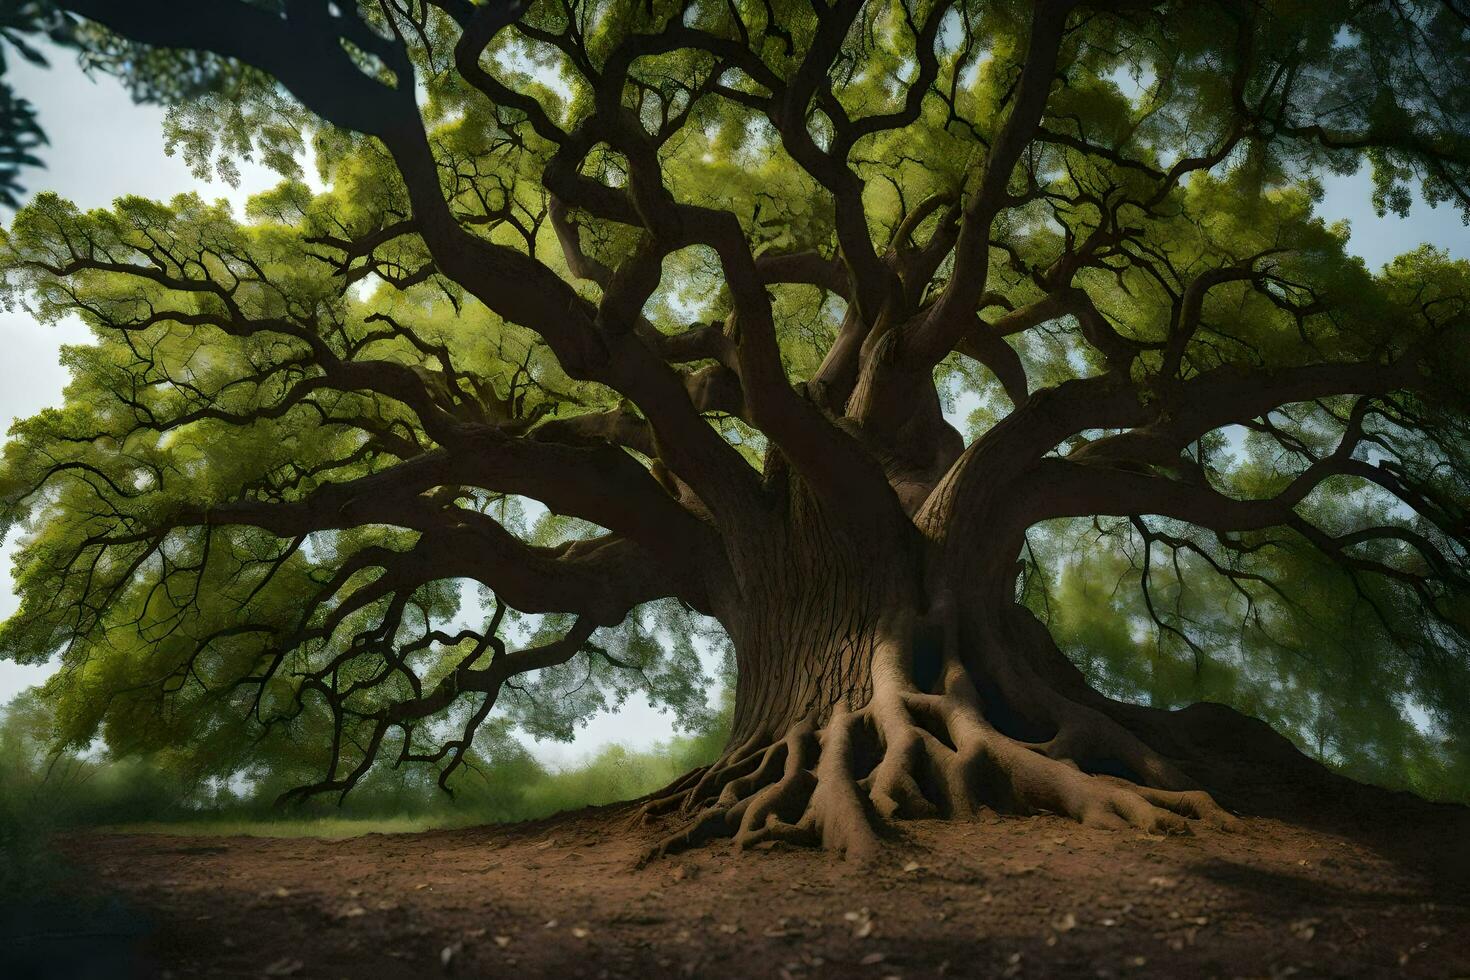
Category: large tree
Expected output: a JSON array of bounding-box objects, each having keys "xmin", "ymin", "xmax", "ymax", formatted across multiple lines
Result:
[{"xmin": 2, "ymin": 0, "xmax": 1469, "ymax": 858}]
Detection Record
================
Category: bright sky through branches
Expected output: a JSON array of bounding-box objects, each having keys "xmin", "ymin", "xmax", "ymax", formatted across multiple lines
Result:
[{"xmin": 0, "ymin": 40, "xmax": 1465, "ymax": 764}]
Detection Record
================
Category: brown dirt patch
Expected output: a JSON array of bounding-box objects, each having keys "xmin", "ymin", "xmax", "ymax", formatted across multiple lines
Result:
[{"xmin": 25, "ymin": 794, "xmax": 1470, "ymax": 979}]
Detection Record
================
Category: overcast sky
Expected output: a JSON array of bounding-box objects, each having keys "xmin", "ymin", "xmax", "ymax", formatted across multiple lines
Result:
[{"xmin": 1, "ymin": 45, "xmax": 1466, "ymax": 763}]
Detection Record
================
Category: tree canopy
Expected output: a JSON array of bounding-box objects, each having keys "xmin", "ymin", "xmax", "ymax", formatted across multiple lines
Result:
[{"xmin": 1, "ymin": 0, "xmax": 1469, "ymax": 809}]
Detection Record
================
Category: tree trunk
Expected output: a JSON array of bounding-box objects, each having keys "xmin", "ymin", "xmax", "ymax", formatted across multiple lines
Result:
[{"xmin": 637, "ymin": 478, "xmax": 1239, "ymax": 861}]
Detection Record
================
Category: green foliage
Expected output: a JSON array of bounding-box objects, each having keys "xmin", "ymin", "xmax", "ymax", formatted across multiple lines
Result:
[
  {"xmin": 0, "ymin": 183, "xmax": 724, "ymax": 793},
  {"xmin": 0, "ymin": 0, "xmax": 1467, "ymax": 813},
  {"xmin": 0, "ymin": 687, "xmax": 731, "ymax": 844},
  {"xmin": 1025, "ymin": 516, "xmax": 1470, "ymax": 804}
]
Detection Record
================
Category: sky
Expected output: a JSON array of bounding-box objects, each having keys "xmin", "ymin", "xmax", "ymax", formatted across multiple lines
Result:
[{"xmin": 0, "ymin": 43, "xmax": 1466, "ymax": 764}]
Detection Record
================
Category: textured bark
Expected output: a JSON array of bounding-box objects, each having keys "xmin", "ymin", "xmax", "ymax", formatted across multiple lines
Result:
[
  {"xmin": 637, "ymin": 475, "xmax": 1237, "ymax": 862},
  {"xmin": 37, "ymin": 0, "xmax": 1465, "ymax": 847},
  {"xmin": 717, "ymin": 479, "xmax": 922, "ymax": 749}
]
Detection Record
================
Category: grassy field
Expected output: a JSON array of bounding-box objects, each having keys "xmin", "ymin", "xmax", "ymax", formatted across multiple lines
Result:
[
  {"xmin": 1, "ymin": 702, "xmax": 726, "ymax": 870},
  {"xmin": 97, "ymin": 816, "xmax": 478, "ymax": 838}
]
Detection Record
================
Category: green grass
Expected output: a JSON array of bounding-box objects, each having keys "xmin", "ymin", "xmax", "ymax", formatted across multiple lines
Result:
[
  {"xmin": 0, "ymin": 695, "xmax": 728, "ymax": 908},
  {"xmin": 2, "ymin": 721, "xmax": 725, "ymax": 846},
  {"xmin": 93, "ymin": 738, "xmax": 711, "ymax": 837},
  {"xmin": 97, "ymin": 816, "xmax": 471, "ymax": 838}
]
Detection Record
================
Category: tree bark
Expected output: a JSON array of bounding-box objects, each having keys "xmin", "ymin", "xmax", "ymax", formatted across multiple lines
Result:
[
  {"xmin": 32, "ymin": 0, "xmax": 1458, "ymax": 860},
  {"xmin": 638, "ymin": 474, "xmax": 1238, "ymax": 862}
]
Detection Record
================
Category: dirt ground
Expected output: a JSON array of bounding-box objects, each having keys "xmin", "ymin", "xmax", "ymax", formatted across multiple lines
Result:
[{"xmin": 10, "ymin": 784, "xmax": 1469, "ymax": 980}]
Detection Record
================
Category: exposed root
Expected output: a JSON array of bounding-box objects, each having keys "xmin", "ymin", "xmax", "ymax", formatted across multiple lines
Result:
[{"xmin": 635, "ymin": 663, "xmax": 1238, "ymax": 864}]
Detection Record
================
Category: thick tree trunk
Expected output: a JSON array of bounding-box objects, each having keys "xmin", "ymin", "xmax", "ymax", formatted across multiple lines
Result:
[{"xmin": 637, "ymin": 481, "xmax": 1238, "ymax": 861}]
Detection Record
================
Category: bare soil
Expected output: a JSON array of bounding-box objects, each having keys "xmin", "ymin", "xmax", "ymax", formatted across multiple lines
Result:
[{"xmin": 15, "ymin": 785, "xmax": 1470, "ymax": 980}]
